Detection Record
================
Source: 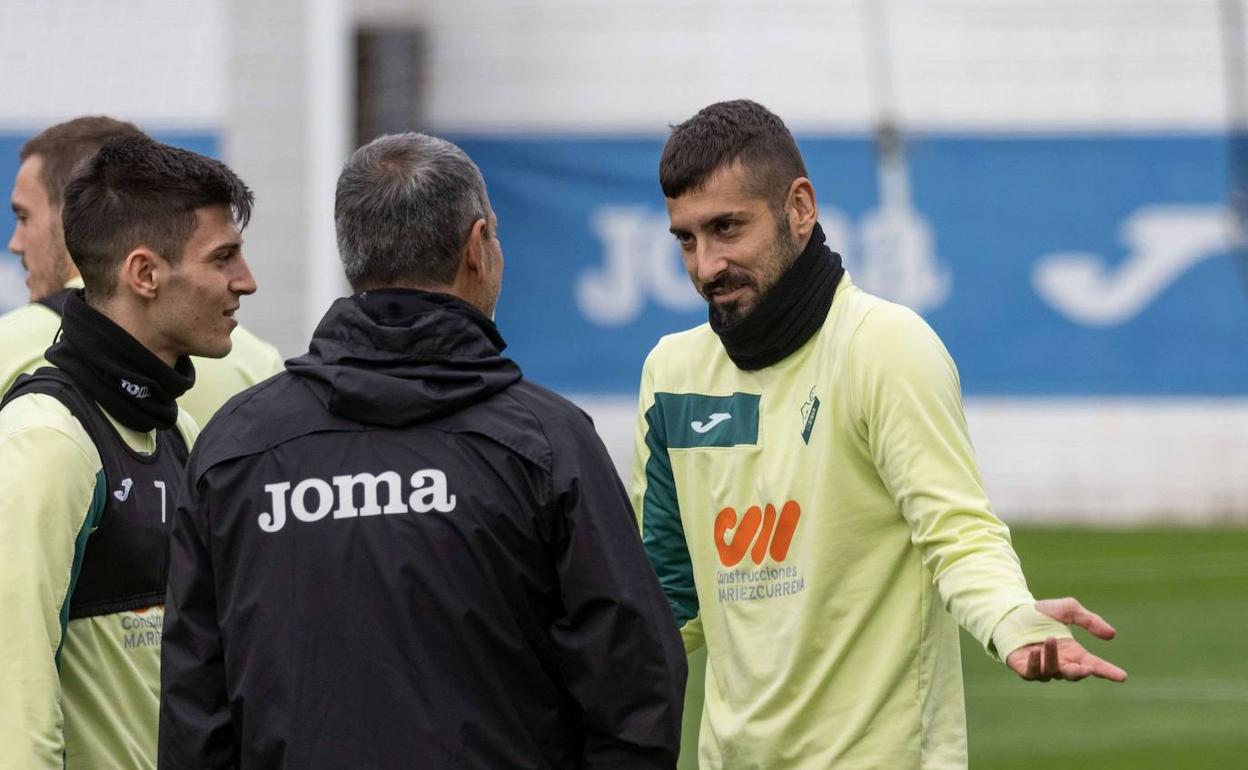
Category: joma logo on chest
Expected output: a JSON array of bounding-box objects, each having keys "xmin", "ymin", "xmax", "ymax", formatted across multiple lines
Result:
[{"xmin": 258, "ymin": 469, "xmax": 456, "ymax": 533}]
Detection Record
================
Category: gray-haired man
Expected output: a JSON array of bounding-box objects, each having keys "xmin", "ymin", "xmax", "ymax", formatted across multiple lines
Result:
[{"xmin": 159, "ymin": 133, "xmax": 687, "ymax": 769}]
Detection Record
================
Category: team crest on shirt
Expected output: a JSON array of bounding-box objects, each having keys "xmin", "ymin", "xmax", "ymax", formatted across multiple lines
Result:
[{"xmin": 800, "ymin": 387, "xmax": 821, "ymax": 444}]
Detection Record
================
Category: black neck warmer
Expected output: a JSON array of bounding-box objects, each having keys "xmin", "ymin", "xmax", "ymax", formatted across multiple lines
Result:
[
  {"xmin": 710, "ymin": 222, "xmax": 845, "ymax": 370},
  {"xmin": 44, "ymin": 290, "xmax": 195, "ymax": 432}
]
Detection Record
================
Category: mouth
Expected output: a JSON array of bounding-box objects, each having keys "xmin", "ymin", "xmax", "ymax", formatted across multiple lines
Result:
[
  {"xmin": 707, "ymin": 286, "xmax": 750, "ymax": 305},
  {"xmin": 703, "ymin": 277, "xmax": 756, "ymax": 307},
  {"xmin": 223, "ymin": 307, "xmax": 239, "ymax": 326},
  {"xmin": 701, "ymin": 269, "xmax": 756, "ymax": 304}
]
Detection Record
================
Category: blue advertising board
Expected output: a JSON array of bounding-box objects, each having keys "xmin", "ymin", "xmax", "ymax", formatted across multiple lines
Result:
[
  {"xmin": 452, "ymin": 133, "xmax": 1248, "ymax": 396},
  {"xmin": 2, "ymin": 131, "xmax": 1243, "ymax": 396}
]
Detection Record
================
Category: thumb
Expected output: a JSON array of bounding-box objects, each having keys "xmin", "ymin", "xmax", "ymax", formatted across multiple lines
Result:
[{"xmin": 1035, "ymin": 597, "xmax": 1116, "ymax": 640}]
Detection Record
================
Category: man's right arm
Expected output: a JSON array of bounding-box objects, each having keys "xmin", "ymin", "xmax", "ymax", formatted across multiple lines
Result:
[
  {"xmin": 0, "ymin": 395, "xmax": 103, "ymax": 770},
  {"xmin": 629, "ymin": 350, "xmax": 704, "ymax": 653},
  {"xmin": 159, "ymin": 470, "xmax": 236, "ymax": 769}
]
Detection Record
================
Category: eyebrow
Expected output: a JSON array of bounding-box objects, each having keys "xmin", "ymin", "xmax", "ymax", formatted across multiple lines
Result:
[
  {"xmin": 211, "ymin": 240, "xmax": 243, "ymax": 255},
  {"xmin": 668, "ymin": 210, "xmax": 749, "ymax": 236}
]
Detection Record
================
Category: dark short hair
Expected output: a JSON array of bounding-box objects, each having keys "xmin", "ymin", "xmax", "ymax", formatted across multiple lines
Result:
[
  {"xmin": 335, "ymin": 133, "xmax": 489, "ymax": 291},
  {"xmin": 62, "ymin": 136, "xmax": 254, "ymax": 299},
  {"xmin": 20, "ymin": 116, "xmax": 146, "ymax": 206},
  {"xmin": 659, "ymin": 99, "xmax": 808, "ymax": 206}
]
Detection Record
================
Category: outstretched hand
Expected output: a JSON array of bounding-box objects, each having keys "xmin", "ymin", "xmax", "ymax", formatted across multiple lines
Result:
[{"xmin": 1005, "ymin": 598, "xmax": 1128, "ymax": 683}]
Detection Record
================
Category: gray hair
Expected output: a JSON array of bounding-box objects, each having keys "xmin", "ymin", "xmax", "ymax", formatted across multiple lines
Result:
[{"xmin": 335, "ymin": 133, "xmax": 489, "ymax": 289}]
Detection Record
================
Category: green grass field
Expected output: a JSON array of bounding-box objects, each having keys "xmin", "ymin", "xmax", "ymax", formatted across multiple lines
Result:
[
  {"xmin": 963, "ymin": 527, "xmax": 1248, "ymax": 770},
  {"xmin": 677, "ymin": 527, "xmax": 1248, "ymax": 769}
]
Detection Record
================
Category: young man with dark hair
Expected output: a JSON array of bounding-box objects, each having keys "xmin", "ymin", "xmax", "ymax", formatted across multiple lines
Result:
[
  {"xmin": 4, "ymin": 115, "xmax": 283, "ymax": 425},
  {"xmin": 159, "ymin": 133, "xmax": 686, "ymax": 769},
  {"xmin": 0, "ymin": 136, "xmax": 258, "ymax": 769},
  {"xmin": 631, "ymin": 100, "xmax": 1126, "ymax": 769}
]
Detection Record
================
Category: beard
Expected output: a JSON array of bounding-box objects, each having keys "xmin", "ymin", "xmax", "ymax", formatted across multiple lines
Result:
[
  {"xmin": 703, "ymin": 218, "xmax": 800, "ymax": 329},
  {"xmin": 28, "ymin": 244, "xmax": 75, "ymax": 302}
]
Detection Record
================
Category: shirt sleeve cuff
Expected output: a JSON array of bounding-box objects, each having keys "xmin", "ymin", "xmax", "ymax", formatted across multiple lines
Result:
[{"xmin": 989, "ymin": 603, "xmax": 1073, "ymax": 661}]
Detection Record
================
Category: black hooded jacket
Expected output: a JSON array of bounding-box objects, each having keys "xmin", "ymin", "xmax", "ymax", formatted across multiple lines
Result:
[{"xmin": 158, "ymin": 290, "xmax": 686, "ymax": 770}]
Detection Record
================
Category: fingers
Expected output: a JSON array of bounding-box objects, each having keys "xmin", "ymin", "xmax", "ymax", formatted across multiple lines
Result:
[
  {"xmin": 1025, "ymin": 645, "xmax": 1043, "ymax": 680},
  {"xmin": 1043, "ymin": 637, "xmax": 1060, "ymax": 679},
  {"xmin": 1031, "ymin": 637, "xmax": 1061, "ymax": 682},
  {"xmin": 1075, "ymin": 651, "xmax": 1128, "ymax": 683},
  {"xmin": 1048, "ymin": 640, "xmax": 1128, "ymax": 683},
  {"xmin": 1070, "ymin": 603, "xmax": 1116, "ymax": 640},
  {"xmin": 1019, "ymin": 639, "xmax": 1058, "ymax": 681},
  {"xmin": 1012, "ymin": 638, "xmax": 1128, "ymax": 683},
  {"xmin": 1035, "ymin": 597, "xmax": 1117, "ymax": 640}
]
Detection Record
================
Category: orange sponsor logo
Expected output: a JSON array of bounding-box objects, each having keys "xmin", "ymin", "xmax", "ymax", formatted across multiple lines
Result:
[{"xmin": 713, "ymin": 500, "xmax": 801, "ymax": 567}]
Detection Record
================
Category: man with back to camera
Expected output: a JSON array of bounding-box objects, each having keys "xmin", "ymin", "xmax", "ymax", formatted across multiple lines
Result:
[
  {"xmin": 158, "ymin": 132, "xmax": 687, "ymax": 769},
  {"xmin": 0, "ymin": 136, "xmax": 258, "ymax": 769},
  {"xmin": 4, "ymin": 115, "xmax": 284, "ymax": 423},
  {"xmin": 630, "ymin": 100, "xmax": 1127, "ymax": 769}
]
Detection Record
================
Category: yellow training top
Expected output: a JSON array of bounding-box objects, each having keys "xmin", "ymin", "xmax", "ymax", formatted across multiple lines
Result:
[
  {"xmin": 630, "ymin": 273, "xmax": 1068, "ymax": 770},
  {"xmin": 0, "ymin": 392, "xmax": 198, "ymax": 770}
]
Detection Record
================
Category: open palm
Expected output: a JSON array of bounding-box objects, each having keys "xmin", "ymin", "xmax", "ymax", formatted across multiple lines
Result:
[{"xmin": 1005, "ymin": 597, "xmax": 1128, "ymax": 682}]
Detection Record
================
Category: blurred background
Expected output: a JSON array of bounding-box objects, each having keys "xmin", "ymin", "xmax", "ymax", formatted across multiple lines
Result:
[{"xmin": 2, "ymin": 1, "xmax": 1245, "ymax": 767}]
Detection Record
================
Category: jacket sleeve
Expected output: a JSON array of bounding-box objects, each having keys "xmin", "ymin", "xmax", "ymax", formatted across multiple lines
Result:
[
  {"xmin": 629, "ymin": 349, "xmax": 704, "ymax": 653},
  {"xmin": 849, "ymin": 303, "xmax": 1069, "ymax": 660},
  {"xmin": 545, "ymin": 407, "xmax": 687, "ymax": 770},
  {"xmin": 159, "ymin": 467, "xmax": 236, "ymax": 768},
  {"xmin": 0, "ymin": 395, "xmax": 103, "ymax": 770}
]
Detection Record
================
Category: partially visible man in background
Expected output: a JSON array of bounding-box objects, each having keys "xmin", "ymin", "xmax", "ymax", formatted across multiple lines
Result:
[
  {"xmin": 4, "ymin": 116, "xmax": 283, "ymax": 422},
  {"xmin": 0, "ymin": 136, "xmax": 258, "ymax": 769}
]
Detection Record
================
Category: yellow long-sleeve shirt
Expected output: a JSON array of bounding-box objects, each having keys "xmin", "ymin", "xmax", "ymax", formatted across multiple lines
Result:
[
  {"xmin": 0, "ymin": 391, "xmax": 197, "ymax": 770},
  {"xmin": 630, "ymin": 273, "xmax": 1068, "ymax": 770}
]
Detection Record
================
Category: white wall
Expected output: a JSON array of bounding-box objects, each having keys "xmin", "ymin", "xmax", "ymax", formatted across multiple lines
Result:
[
  {"xmin": 224, "ymin": 0, "xmax": 351, "ymax": 356},
  {"xmin": 0, "ymin": 0, "xmax": 225, "ymax": 131},
  {"xmin": 424, "ymin": 0, "xmax": 1229, "ymax": 132}
]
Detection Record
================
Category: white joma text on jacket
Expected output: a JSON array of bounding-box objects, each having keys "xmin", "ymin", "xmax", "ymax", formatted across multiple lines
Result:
[{"xmin": 258, "ymin": 469, "xmax": 456, "ymax": 533}]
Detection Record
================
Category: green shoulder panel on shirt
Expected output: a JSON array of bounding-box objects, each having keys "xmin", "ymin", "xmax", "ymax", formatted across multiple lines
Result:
[
  {"xmin": 653, "ymin": 392, "xmax": 760, "ymax": 449},
  {"xmin": 641, "ymin": 398, "xmax": 698, "ymax": 627},
  {"xmin": 641, "ymin": 391, "xmax": 762, "ymax": 628}
]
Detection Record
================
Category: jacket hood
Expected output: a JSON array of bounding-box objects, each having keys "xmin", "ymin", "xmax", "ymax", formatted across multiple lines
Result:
[{"xmin": 286, "ymin": 289, "xmax": 523, "ymax": 427}]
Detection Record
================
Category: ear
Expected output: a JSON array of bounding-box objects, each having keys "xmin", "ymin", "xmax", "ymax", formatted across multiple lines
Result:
[
  {"xmin": 785, "ymin": 177, "xmax": 818, "ymax": 242},
  {"xmin": 461, "ymin": 217, "xmax": 490, "ymax": 277},
  {"xmin": 118, "ymin": 247, "xmax": 165, "ymax": 300}
]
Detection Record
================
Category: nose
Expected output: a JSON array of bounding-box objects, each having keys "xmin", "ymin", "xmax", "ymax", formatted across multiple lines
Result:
[
  {"xmin": 8, "ymin": 222, "xmax": 22, "ymax": 259},
  {"xmin": 231, "ymin": 255, "xmax": 258, "ymax": 296},
  {"xmin": 690, "ymin": 241, "xmax": 727, "ymax": 285}
]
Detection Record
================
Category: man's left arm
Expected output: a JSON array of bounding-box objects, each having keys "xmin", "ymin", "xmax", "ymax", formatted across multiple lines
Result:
[
  {"xmin": 546, "ymin": 409, "xmax": 687, "ymax": 769},
  {"xmin": 851, "ymin": 303, "xmax": 1125, "ymax": 682}
]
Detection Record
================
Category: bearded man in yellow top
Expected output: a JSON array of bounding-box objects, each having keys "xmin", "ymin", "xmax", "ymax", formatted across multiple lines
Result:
[{"xmin": 630, "ymin": 100, "xmax": 1127, "ymax": 770}]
